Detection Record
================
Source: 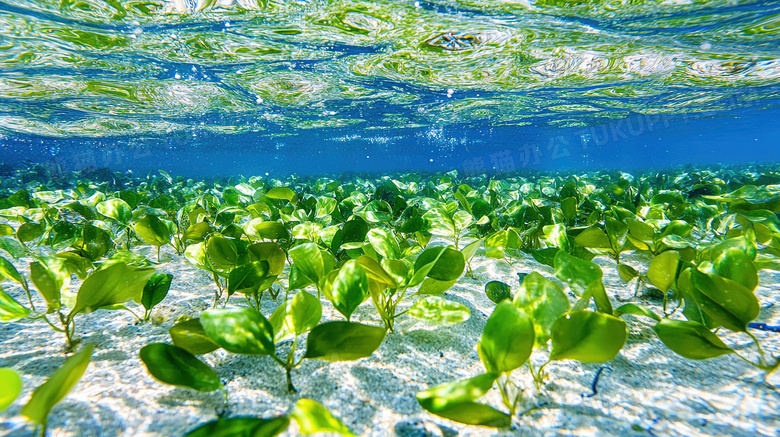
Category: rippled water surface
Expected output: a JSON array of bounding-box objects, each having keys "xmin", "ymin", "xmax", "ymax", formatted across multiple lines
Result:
[{"xmin": 1, "ymin": 1, "xmax": 780, "ymax": 175}]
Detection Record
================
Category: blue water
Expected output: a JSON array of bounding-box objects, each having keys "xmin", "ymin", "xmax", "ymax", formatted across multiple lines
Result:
[{"xmin": 1, "ymin": 1, "xmax": 780, "ymax": 177}]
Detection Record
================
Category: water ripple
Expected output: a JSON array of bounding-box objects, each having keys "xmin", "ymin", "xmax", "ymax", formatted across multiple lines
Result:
[{"xmin": 0, "ymin": 0, "xmax": 778, "ymax": 138}]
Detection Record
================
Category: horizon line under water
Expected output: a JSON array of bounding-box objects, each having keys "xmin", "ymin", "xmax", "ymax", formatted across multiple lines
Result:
[{"xmin": 1, "ymin": 0, "xmax": 780, "ymax": 178}]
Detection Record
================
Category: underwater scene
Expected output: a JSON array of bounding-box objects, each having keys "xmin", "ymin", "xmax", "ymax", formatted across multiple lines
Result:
[{"xmin": 2, "ymin": 0, "xmax": 780, "ymax": 436}]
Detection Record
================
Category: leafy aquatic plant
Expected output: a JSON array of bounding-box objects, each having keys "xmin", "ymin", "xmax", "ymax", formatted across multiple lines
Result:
[
  {"xmin": 185, "ymin": 398, "xmax": 354, "ymax": 436},
  {"xmin": 418, "ymin": 271, "xmax": 626, "ymax": 427},
  {"xmin": 0, "ymin": 258, "xmax": 156, "ymax": 348},
  {"xmin": 142, "ymin": 303, "xmax": 386, "ymax": 394}
]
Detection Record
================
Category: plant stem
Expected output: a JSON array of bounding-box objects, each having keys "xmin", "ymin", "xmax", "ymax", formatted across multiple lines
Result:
[
  {"xmin": 22, "ymin": 285, "xmax": 36, "ymax": 313},
  {"xmin": 33, "ymin": 314, "xmax": 65, "ymax": 333},
  {"xmin": 122, "ymin": 307, "xmax": 144, "ymax": 322},
  {"xmin": 747, "ymin": 330, "xmax": 769, "ymax": 363},
  {"xmin": 530, "ymin": 360, "xmax": 550, "ymax": 391},
  {"xmin": 220, "ymin": 388, "xmax": 229, "ymax": 417}
]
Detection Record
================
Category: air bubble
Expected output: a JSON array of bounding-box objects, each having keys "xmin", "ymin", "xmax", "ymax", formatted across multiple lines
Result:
[
  {"xmin": 699, "ymin": 41, "xmax": 712, "ymax": 51},
  {"xmin": 174, "ymin": 73, "xmax": 181, "ymax": 80}
]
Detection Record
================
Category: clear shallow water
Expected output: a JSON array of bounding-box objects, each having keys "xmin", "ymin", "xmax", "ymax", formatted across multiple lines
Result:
[{"xmin": 1, "ymin": 0, "xmax": 780, "ymax": 177}]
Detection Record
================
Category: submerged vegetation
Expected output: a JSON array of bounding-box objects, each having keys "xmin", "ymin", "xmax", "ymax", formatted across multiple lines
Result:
[{"xmin": 1, "ymin": 163, "xmax": 780, "ymax": 433}]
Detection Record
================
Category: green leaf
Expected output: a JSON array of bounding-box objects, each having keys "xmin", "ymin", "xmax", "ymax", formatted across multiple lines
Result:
[
  {"xmin": 247, "ymin": 242, "xmax": 287, "ymax": 276},
  {"xmin": 21, "ymin": 344, "xmax": 94, "ymax": 426},
  {"xmin": 367, "ymin": 229, "xmax": 400, "ymax": 259},
  {"xmin": 227, "ymin": 261, "xmax": 270, "ymax": 297},
  {"xmin": 689, "ymin": 268, "xmax": 759, "ymax": 332},
  {"xmin": 652, "ymin": 319, "xmax": 734, "ymax": 360},
  {"xmin": 30, "ymin": 260, "xmax": 64, "ymax": 312},
  {"xmin": 326, "ymin": 260, "xmax": 370, "ymax": 321},
  {"xmin": 0, "ymin": 224, "xmax": 14, "ymax": 237},
  {"xmin": 714, "ymin": 248, "xmax": 758, "ymax": 291},
  {"xmin": 134, "ymin": 215, "xmax": 172, "ymax": 247},
  {"xmin": 49, "ymin": 220, "xmax": 79, "ymax": 250},
  {"xmin": 288, "ymin": 264, "xmax": 314, "ymax": 291},
  {"xmin": 0, "ymin": 237, "xmax": 26, "ymax": 259},
  {"xmin": 169, "ymin": 318, "xmax": 220, "ymax": 355},
  {"xmin": 617, "ymin": 264, "xmax": 639, "ymax": 282},
  {"xmin": 561, "ymin": 197, "xmax": 577, "ymax": 223},
  {"xmin": 272, "ymin": 291, "xmax": 323, "ymax": 342},
  {"xmin": 647, "ymin": 251, "xmax": 680, "ymax": 293},
  {"xmin": 185, "ymin": 242, "xmax": 209, "ymax": 270},
  {"xmin": 416, "ymin": 373, "xmax": 510, "ymax": 428},
  {"xmin": 550, "ymin": 311, "xmax": 626, "ymax": 363},
  {"xmin": 478, "ymin": 302, "xmax": 534, "ymax": 373},
  {"xmin": 484, "ymin": 231, "xmax": 507, "ymax": 259},
  {"xmin": 423, "ymin": 207, "xmax": 456, "ymax": 238},
  {"xmin": 484, "ymin": 281, "xmax": 512, "ymax": 304},
  {"xmin": 413, "ymin": 246, "xmax": 465, "ymax": 283},
  {"xmin": 97, "ymin": 198, "xmax": 132, "ymax": 223},
  {"xmin": 0, "ymin": 256, "xmax": 28, "ymax": 292},
  {"xmin": 206, "ymin": 236, "xmax": 238, "ymax": 270},
  {"xmin": 605, "ymin": 217, "xmax": 628, "ymax": 253},
  {"xmin": 614, "ymin": 304, "xmax": 661, "ymax": 322},
  {"xmin": 417, "ymin": 373, "xmax": 496, "ymax": 407},
  {"xmin": 266, "ymin": 187, "xmax": 297, "ymax": 203},
  {"xmin": 574, "ymin": 226, "xmax": 611, "ymax": 250},
  {"xmin": 304, "ymin": 321, "xmax": 386, "ymax": 362},
  {"xmin": 141, "ymin": 273, "xmax": 173, "ymax": 313},
  {"xmin": 0, "ymin": 367, "xmax": 22, "ymax": 411},
  {"xmin": 81, "ymin": 224, "xmax": 112, "ymax": 261},
  {"xmin": 290, "ymin": 291, "xmax": 322, "ymax": 335},
  {"xmin": 184, "ymin": 222, "xmax": 212, "ymax": 242},
  {"xmin": 415, "ymin": 277, "xmax": 457, "ymax": 296},
  {"xmin": 186, "ymin": 417, "xmax": 290, "ymax": 437},
  {"xmin": 289, "ymin": 242, "xmax": 331, "ymax": 285},
  {"xmin": 269, "ymin": 301, "xmax": 295, "ymax": 343},
  {"xmin": 291, "ymin": 399, "xmax": 355, "ymax": 436},
  {"xmin": 586, "ymin": 280, "xmax": 613, "ymax": 314},
  {"xmin": 71, "ymin": 263, "xmax": 155, "ymax": 316},
  {"xmin": 201, "ymin": 307, "xmax": 275, "ymax": 356},
  {"xmin": 531, "ymin": 247, "xmax": 560, "ymax": 267},
  {"xmin": 553, "ymin": 250, "xmax": 602, "ymax": 296},
  {"xmin": 407, "ymin": 296, "xmax": 470, "ymax": 326},
  {"xmin": 248, "ymin": 221, "xmax": 289, "ymax": 241},
  {"xmin": 0, "ymin": 288, "xmax": 30, "ymax": 322},
  {"xmin": 356, "ymin": 255, "xmax": 398, "ymax": 290},
  {"xmin": 140, "ymin": 343, "xmax": 222, "ymax": 392},
  {"xmin": 513, "ymin": 272, "xmax": 570, "ymax": 346},
  {"xmin": 461, "ymin": 239, "xmax": 482, "ymax": 261},
  {"xmin": 17, "ymin": 221, "xmax": 46, "ymax": 243},
  {"xmin": 420, "ymin": 401, "xmax": 511, "ymax": 428}
]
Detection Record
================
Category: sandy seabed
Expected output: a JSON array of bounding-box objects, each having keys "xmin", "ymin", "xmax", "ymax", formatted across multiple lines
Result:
[{"xmin": 1, "ymin": 242, "xmax": 779, "ymax": 437}]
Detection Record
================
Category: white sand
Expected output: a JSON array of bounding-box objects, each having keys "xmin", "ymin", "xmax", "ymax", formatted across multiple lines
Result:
[{"xmin": 1, "ymin": 242, "xmax": 779, "ymax": 436}]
